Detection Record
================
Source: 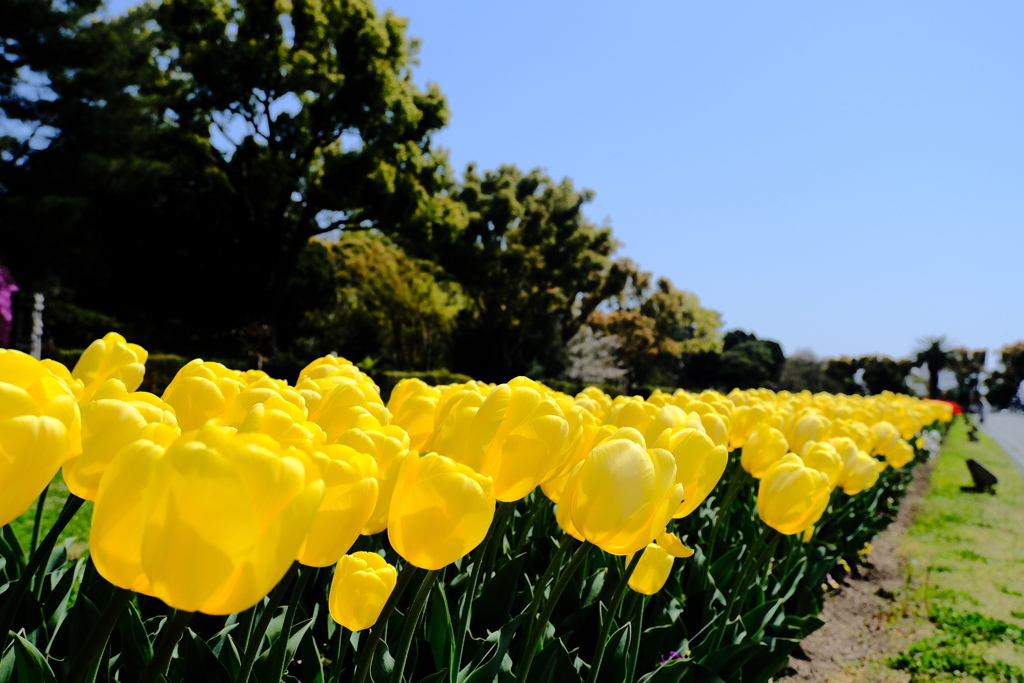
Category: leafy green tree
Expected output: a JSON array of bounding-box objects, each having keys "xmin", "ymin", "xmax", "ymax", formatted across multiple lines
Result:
[
  {"xmin": 2, "ymin": 0, "xmax": 455, "ymax": 357},
  {"xmin": 948, "ymin": 347, "xmax": 986, "ymax": 406},
  {"xmin": 717, "ymin": 331, "xmax": 785, "ymax": 390},
  {"xmin": 823, "ymin": 357, "xmax": 864, "ymax": 395},
  {"xmin": 414, "ymin": 165, "xmax": 622, "ymax": 381},
  {"xmin": 589, "ymin": 260, "xmax": 721, "ymax": 389},
  {"xmin": 860, "ymin": 356, "xmax": 911, "ymax": 395},
  {"xmin": 312, "ymin": 231, "xmax": 465, "ymax": 370},
  {"xmin": 985, "ymin": 342, "xmax": 1024, "ymax": 410},
  {"xmin": 778, "ymin": 350, "xmax": 828, "ymax": 393}
]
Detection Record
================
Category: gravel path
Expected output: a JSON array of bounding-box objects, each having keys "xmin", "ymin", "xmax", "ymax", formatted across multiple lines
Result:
[{"xmin": 979, "ymin": 412, "xmax": 1024, "ymax": 474}]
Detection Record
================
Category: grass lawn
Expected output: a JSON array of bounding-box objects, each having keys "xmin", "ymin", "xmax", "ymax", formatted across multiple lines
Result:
[
  {"xmin": 886, "ymin": 417, "xmax": 1024, "ymax": 680},
  {"xmin": 8, "ymin": 471, "xmax": 93, "ymax": 558}
]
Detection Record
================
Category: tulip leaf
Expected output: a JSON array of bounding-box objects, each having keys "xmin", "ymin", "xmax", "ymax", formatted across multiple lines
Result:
[
  {"xmin": 460, "ymin": 615, "xmax": 524, "ymax": 683},
  {"xmin": 594, "ymin": 622, "xmax": 632, "ymax": 683},
  {"xmin": 739, "ymin": 600, "xmax": 782, "ymax": 641},
  {"xmin": 426, "ymin": 581, "xmax": 454, "ymax": 671},
  {"xmin": 471, "ymin": 552, "xmax": 526, "ymax": 634},
  {"xmin": 42, "ymin": 558, "xmax": 85, "ymax": 633},
  {"xmin": 0, "ymin": 646, "xmax": 14, "ymax": 683},
  {"xmin": 115, "ymin": 601, "xmax": 153, "ymax": 683},
  {"xmin": 580, "ymin": 568, "xmax": 607, "ymax": 608},
  {"xmin": 697, "ymin": 641, "xmax": 763, "ymax": 680},
  {"xmin": 176, "ymin": 628, "xmax": 232, "ymax": 683},
  {"xmin": 415, "ymin": 668, "xmax": 449, "ymax": 683},
  {"xmin": 10, "ymin": 631, "xmax": 58, "ymax": 683},
  {"xmin": 297, "ymin": 630, "xmax": 324, "ymax": 683},
  {"xmin": 524, "ymin": 637, "xmax": 581, "ymax": 683},
  {"xmin": 0, "ymin": 526, "xmax": 25, "ymax": 578}
]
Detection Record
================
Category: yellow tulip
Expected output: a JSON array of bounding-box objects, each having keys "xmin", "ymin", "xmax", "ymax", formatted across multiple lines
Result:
[
  {"xmin": 388, "ymin": 454, "xmax": 495, "ymax": 570},
  {"xmin": 334, "ymin": 423, "xmax": 416, "ymax": 535},
  {"xmin": 72, "ymin": 332, "xmax": 148, "ymax": 402},
  {"xmin": 306, "ymin": 380, "xmax": 389, "ymax": 442},
  {"xmin": 563, "ymin": 429, "xmax": 683, "ymax": 556},
  {"xmin": 64, "ymin": 379, "xmax": 179, "ymax": 501},
  {"xmin": 728, "ymin": 403, "xmax": 769, "ymax": 450},
  {"xmin": 800, "ymin": 441, "xmax": 843, "ymax": 488},
  {"xmin": 297, "ymin": 445, "xmax": 378, "ymax": 567},
  {"xmin": 839, "ymin": 451, "xmax": 884, "ymax": 494},
  {"xmin": 161, "ymin": 359, "xmax": 245, "ymax": 431},
  {"xmin": 757, "ymin": 453, "xmax": 831, "ymax": 535},
  {"xmin": 90, "ymin": 423, "xmax": 324, "ymax": 614},
  {"xmin": 870, "ymin": 421, "xmax": 902, "ymax": 456},
  {"xmin": 541, "ymin": 422, "xmax": 617, "ymax": 504},
  {"xmin": 884, "ymin": 439, "xmax": 914, "ymax": 468},
  {"xmin": 0, "ymin": 350, "xmax": 82, "ymax": 526},
  {"xmin": 237, "ymin": 397, "xmax": 325, "ymax": 448},
  {"xmin": 387, "ymin": 378, "xmax": 441, "ymax": 451},
  {"xmin": 329, "ymin": 552, "xmax": 397, "ymax": 631},
  {"xmin": 653, "ymin": 427, "xmax": 728, "ymax": 519},
  {"xmin": 787, "ymin": 411, "xmax": 831, "ymax": 455},
  {"xmin": 740, "ymin": 424, "xmax": 789, "ymax": 478}
]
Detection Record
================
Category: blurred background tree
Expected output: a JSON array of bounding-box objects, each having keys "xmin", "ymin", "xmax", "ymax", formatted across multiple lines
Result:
[{"xmin": 985, "ymin": 342, "xmax": 1024, "ymax": 410}]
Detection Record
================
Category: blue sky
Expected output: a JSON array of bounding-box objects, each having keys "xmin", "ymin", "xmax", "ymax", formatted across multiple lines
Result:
[{"xmin": 107, "ymin": 0, "xmax": 1024, "ymax": 362}]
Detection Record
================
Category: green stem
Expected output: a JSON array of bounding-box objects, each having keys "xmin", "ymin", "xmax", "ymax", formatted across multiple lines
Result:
[
  {"xmin": 234, "ymin": 562, "xmax": 299, "ymax": 683},
  {"xmin": 0, "ymin": 494, "xmax": 84, "ymax": 651},
  {"xmin": 327, "ymin": 624, "xmax": 351, "ymax": 683},
  {"xmin": 140, "ymin": 609, "xmax": 194, "ymax": 683},
  {"xmin": 28, "ymin": 484, "xmax": 49, "ymax": 558},
  {"xmin": 452, "ymin": 519, "xmax": 501, "ymax": 682},
  {"xmin": 586, "ymin": 550, "xmax": 644, "ymax": 683},
  {"xmin": 266, "ymin": 564, "xmax": 313, "ymax": 681},
  {"xmin": 352, "ymin": 561, "xmax": 419, "ymax": 683},
  {"xmin": 390, "ymin": 569, "xmax": 440, "ymax": 683},
  {"xmin": 481, "ymin": 502, "xmax": 516, "ymax": 579},
  {"xmin": 704, "ymin": 465, "xmax": 745, "ymax": 560},
  {"xmin": 624, "ymin": 594, "xmax": 647, "ymax": 683},
  {"xmin": 65, "ymin": 588, "xmax": 133, "ymax": 683},
  {"xmin": 512, "ymin": 500, "xmax": 546, "ymax": 553},
  {"xmin": 711, "ymin": 525, "xmax": 778, "ymax": 650},
  {"xmin": 516, "ymin": 541, "xmax": 593, "ymax": 683}
]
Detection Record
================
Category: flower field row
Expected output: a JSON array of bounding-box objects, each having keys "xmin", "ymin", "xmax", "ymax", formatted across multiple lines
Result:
[{"xmin": 0, "ymin": 333, "xmax": 953, "ymax": 683}]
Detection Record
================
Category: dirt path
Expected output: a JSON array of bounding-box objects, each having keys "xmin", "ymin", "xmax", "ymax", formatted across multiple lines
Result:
[{"xmin": 783, "ymin": 457, "xmax": 936, "ymax": 682}]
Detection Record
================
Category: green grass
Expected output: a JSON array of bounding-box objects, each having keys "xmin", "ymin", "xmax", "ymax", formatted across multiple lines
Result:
[
  {"xmin": 8, "ymin": 471, "xmax": 93, "ymax": 556},
  {"xmin": 887, "ymin": 418, "xmax": 1024, "ymax": 680}
]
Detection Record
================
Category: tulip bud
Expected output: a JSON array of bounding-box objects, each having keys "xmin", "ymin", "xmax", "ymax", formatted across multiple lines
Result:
[
  {"xmin": 787, "ymin": 411, "xmax": 831, "ymax": 455},
  {"xmin": 387, "ymin": 378, "xmax": 442, "ymax": 451},
  {"xmin": 757, "ymin": 453, "xmax": 831, "ymax": 535},
  {"xmin": 653, "ymin": 427, "xmax": 728, "ymax": 519},
  {"xmin": 297, "ymin": 446, "xmax": 378, "ymax": 567},
  {"xmin": 329, "ymin": 552, "xmax": 397, "ymax": 631},
  {"xmin": 564, "ymin": 429, "xmax": 683, "ymax": 556},
  {"xmin": 884, "ymin": 439, "xmax": 914, "ymax": 468},
  {"xmin": 72, "ymin": 332, "xmax": 148, "ymax": 402},
  {"xmin": 0, "ymin": 350, "xmax": 82, "ymax": 526},
  {"xmin": 64, "ymin": 379, "xmax": 179, "ymax": 501},
  {"xmin": 740, "ymin": 424, "xmax": 789, "ymax": 478},
  {"xmin": 161, "ymin": 359, "xmax": 246, "ymax": 431},
  {"xmin": 800, "ymin": 441, "xmax": 843, "ymax": 488},
  {"xmin": 388, "ymin": 454, "xmax": 495, "ymax": 570}
]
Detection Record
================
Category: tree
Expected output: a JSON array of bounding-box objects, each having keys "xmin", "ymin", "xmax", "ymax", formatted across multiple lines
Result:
[
  {"xmin": 913, "ymin": 336, "xmax": 954, "ymax": 399},
  {"xmin": 312, "ymin": 231, "xmax": 465, "ymax": 369},
  {"xmin": 2, "ymin": 0, "xmax": 455, "ymax": 356},
  {"xmin": 823, "ymin": 357, "xmax": 864, "ymax": 395},
  {"xmin": 412, "ymin": 165, "xmax": 622, "ymax": 381},
  {"xmin": 778, "ymin": 349, "xmax": 828, "ymax": 392},
  {"xmin": 588, "ymin": 260, "xmax": 721, "ymax": 389},
  {"xmin": 985, "ymin": 342, "xmax": 1024, "ymax": 410},
  {"xmin": 717, "ymin": 331, "xmax": 785, "ymax": 390},
  {"xmin": 948, "ymin": 347, "xmax": 986, "ymax": 406},
  {"xmin": 860, "ymin": 356, "xmax": 911, "ymax": 395}
]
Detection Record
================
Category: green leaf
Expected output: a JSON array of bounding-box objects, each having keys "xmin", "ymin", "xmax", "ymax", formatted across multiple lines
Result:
[
  {"xmin": 524, "ymin": 638, "xmax": 581, "ymax": 683},
  {"xmin": 426, "ymin": 582, "xmax": 454, "ymax": 671},
  {"xmin": 461, "ymin": 615, "xmax": 524, "ymax": 683},
  {"xmin": 471, "ymin": 553, "xmax": 526, "ymax": 635},
  {"xmin": 115, "ymin": 602, "xmax": 153, "ymax": 683},
  {"xmin": 416, "ymin": 669, "xmax": 449, "ymax": 683},
  {"xmin": 11, "ymin": 632, "xmax": 57, "ymax": 683},
  {"xmin": 297, "ymin": 630, "xmax": 324, "ymax": 683},
  {"xmin": 176, "ymin": 628, "xmax": 232, "ymax": 683},
  {"xmin": 0, "ymin": 527, "xmax": 25, "ymax": 579},
  {"xmin": 595, "ymin": 622, "xmax": 632, "ymax": 683}
]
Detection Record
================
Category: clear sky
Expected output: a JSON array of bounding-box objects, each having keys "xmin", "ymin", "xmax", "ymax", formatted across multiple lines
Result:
[{"xmin": 107, "ymin": 0, "xmax": 1024, "ymax": 362}]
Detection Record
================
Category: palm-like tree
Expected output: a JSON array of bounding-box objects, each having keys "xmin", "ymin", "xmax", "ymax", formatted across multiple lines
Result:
[{"xmin": 914, "ymin": 336, "xmax": 954, "ymax": 399}]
